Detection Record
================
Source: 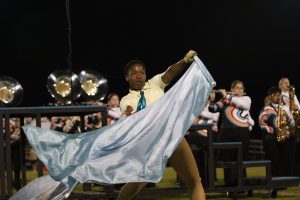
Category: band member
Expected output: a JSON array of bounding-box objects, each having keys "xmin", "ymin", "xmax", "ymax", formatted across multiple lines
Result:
[
  {"xmin": 259, "ymin": 86, "xmax": 295, "ymax": 197},
  {"xmin": 279, "ymin": 77, "xmax": 300, "ymax": 110},
  {"xmin": 118, "ymin": 50, "xmax": 206, "ymax": 200},
  {"xmin": 278, "ymin": 77, "xmax": 300, "ymax": 176},
  {"xmin": 209, "ymin": 80, "xmax": 252, "ymax": 187},
  {"xmin": 107, "ymin": 93, "xmax": 122, "ymax": 125},
  {"xmin": 83, "ymin": 100, "xmax": 103, "ymax": 131}
]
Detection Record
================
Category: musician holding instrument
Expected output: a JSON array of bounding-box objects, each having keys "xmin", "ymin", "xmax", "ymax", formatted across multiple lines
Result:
[
  {"xmin": 209, "ymin": 80, "xmax": 253, "ymax": 189},
  {"xmin": 279, "ymin": 77, "xmax": 300, "ymax": 111},
  {"xmin": 259, "ymin": 86, "xmax": 295, "ymax": 197},
  {"xmin": 278, "ymin": 77, "xmax": 300, "ymax": 176}
]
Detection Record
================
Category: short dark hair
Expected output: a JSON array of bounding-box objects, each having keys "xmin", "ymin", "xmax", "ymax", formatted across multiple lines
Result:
[
  {"xmin": 267, "ymin": 86, "xmax": 281, "ymax": 96},
  {"xmin": 123, "ymin": 59, "xmax": 147, "ymax": 77}
]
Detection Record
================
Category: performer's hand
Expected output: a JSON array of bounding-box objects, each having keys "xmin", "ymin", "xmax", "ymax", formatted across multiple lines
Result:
[
  {"xmin": 123, "ymin": 106, "xmax": 133, "ymax": 116},
  {"xmin": 224, "ymin": 99, "xmax": 231, "ymax": 104},
  {"xmin": 184, "ymin": 50, "xmax": 197, "ymax": 64}
]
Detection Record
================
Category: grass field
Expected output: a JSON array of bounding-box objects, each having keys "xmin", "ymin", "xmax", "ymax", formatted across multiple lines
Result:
[
  {"xmin": 11, "ymin": 167, "xmax": 300, "ymax": 199},
  {"xmin": 134, "ymin": 167, "xmax": 300, "ymax": 200}
]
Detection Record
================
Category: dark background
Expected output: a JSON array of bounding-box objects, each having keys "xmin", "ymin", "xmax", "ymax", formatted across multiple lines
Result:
[{"xmin": 3, "ymin": 0, "xmax": 300, "ymax": 138}]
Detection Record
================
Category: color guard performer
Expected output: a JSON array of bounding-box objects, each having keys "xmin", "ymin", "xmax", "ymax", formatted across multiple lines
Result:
[{"xmin": 118, "ymin": 50, "xmax": 206, "ymax": 200}]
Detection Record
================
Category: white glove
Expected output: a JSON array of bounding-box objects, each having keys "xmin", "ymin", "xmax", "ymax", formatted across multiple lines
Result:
[{"xmin": 183, "ymin": 50, "xmax": 197, "ymax": 64}]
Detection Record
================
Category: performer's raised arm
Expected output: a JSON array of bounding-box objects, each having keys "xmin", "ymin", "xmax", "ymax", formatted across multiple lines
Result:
[{"xmin": 161, "ymin": 50, "xmax": 197, "ymax": 84}]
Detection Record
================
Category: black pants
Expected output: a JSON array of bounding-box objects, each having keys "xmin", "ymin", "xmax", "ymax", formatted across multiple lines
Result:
[
  {"xmin": 263, "ymin": 133, "xmax": 296, "ymax": 176},
  {"xmin": 295, "ymin": 142, "xmax": 300, "ymax": 176},
  {"xmin": 279, "ymin": 136, "xmax": 296, "ymax": 176},
  {"xmin": 264, "ymin": 133, "xmax": 296, "ymax": 177},
  {"xmin": 263, "ymin": 134, "xmax": 280, "ymax": 176},
  {"xmin": 218, "ymin": 127, "xmax": 250, "ymax": 186}
]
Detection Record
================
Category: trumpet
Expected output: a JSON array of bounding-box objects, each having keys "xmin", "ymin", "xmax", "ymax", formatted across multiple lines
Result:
[{"xmin": 212, "ymin": 89, "xmax": 246, "ymax": 96}]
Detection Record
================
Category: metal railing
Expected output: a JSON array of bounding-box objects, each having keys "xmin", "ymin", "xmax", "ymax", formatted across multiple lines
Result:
[{"xmin": 0, "ymin": 105, "xmax": 107, "ymax": 199}]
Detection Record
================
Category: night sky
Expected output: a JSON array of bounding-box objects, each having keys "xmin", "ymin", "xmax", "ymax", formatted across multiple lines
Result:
[{"xmin": 3, "ymin": 0, "xmax": 300, "ymax": 137}]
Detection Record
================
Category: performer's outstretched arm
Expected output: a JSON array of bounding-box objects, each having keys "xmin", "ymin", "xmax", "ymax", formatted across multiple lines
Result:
[{"xmin": 161, "ymin": 50, "xmax": 197, "ymax": 84}]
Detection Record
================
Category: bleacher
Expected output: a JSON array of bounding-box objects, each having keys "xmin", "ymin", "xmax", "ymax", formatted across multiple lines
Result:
[{"xmin": 188, "ymin": 124, "xmax": 299, "ymax": 197}]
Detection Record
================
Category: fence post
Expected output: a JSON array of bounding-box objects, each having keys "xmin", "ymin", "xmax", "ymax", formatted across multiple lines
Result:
[
  {"xmin": 0, "ymin": 114, "xmax": 6, "ymax": 199},
  {"xmin": 35, "ymin": 113, "xmax": 43, "ymax": 177},
  {"xmin": 4, "ymin": 114, "xmax": 13, "ymax": 196}
]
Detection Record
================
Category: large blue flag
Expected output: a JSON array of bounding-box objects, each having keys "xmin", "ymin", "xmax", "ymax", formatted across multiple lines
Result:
[{"xmin": 21, "ymin": 56, "xmax": 215, "ymax": 197}]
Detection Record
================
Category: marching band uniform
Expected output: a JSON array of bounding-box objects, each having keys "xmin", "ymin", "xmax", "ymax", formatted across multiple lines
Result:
[
  {"xmin": 50, "ymin": 116, "xmax": 82, "ymax": 133},
  {"xmin": 84, "ymin": 113, "xmax": 102, "ymax": 131},
  {"xmin": 107, "ymin": 93, "xmax": 123, "ymax": 125},
  {"xmin": 50, "ymin": 116, "xmax": 67, "ymax": 132},
  {"xmin": 83, "ymin": 101, "xmax": 103, "ymax": 131},
  {"xmin": 281, "ymin": 89, "xmax": 300, "ymax": 176},
  {"xmin": 259, "ymin": 88, "xmax": 295, "ymax": 177},
  {"xmin": 107, "ymin": 106, "xmax": 122, "ymax": 125},
  {"xmin": 209, "ymin": 92, "xmax": 252, "ymax": 187},
  {"xmin": 281, "ymin": 91, "xmax": 300, "ymax": 111}
]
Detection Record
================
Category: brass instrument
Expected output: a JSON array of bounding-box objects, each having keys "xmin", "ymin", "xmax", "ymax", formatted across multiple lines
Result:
[
  {"xmin": 289, "ymin": 85, "xmax": 300, "ymax": 141},
  {"xmin": 78, "ymin": 70, "xmax": 108, "ymax": 102},
  {"xmin": 47, "ymin": 70, "xmax": 82, "ymax": 105},
  {"xmin": 277, "ymin": 96, "xmax": 289, "ymax": 143},
  {"xmin": 0, "ymin": 76, "xmax": 23, "ymax": 107}
]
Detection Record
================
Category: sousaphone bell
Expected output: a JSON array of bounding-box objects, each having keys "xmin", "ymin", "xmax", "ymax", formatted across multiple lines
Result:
[
  {"xmin": 78, "ymin": 69, "xmax": 108, "ymax": 101},
  {"xmin": 0, "ymin": 76, "xmax": 23, "ymax": 107},
  {"xmin": 47, "ymin": 70, "xmax": 81, "ymax": 105}
]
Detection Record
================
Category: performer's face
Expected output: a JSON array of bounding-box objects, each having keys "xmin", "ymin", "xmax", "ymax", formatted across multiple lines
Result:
[
  {"xmin": 270, "ymin": 92, "xmax": 280, "ymax": 104},
  {"xmin": 264, "ymin": 96, "xmax": 271, "ymax": 106},
  {"xmin": 279, "ymin": 79, "xmax": 290, "ymax": 91},
  {"xmin": 126, "ymin": 64, "xmax": 146, "ymax": 90},
  {"xmin": 231, "ymin": 83, "xmax": 244, "ymax": 96},
  {"xmin": 108, "ymin": 95, "xmax": 119, "ymax": 107}
]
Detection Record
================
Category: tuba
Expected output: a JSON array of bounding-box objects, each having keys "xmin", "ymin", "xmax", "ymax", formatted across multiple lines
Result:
[
  {"xmin": 78, "ymin": 70, "xmax": 108, "ymax": 102},
  {"xmin": 289, "ymin": 85, "xmax": 300, "ymax": 141},
  {"xmin": 0, "ymin": 76, "xmax": 23, "ymax": 107},
  {"xmin": 47, "ymin": 70, "xmax": 82, "ymax": 105},
  {"xmin": 276, "ymin": 96, "xmax": 290, "ymax": 143}
]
